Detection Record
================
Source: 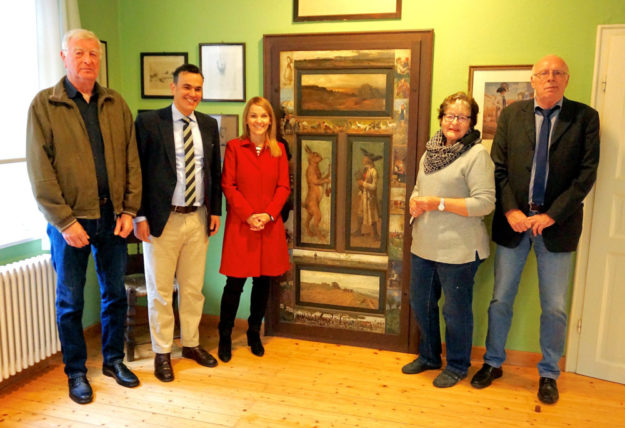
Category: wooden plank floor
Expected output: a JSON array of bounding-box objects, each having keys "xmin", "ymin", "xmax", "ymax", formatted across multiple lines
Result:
[{"xmin": 1, "ymin": 322, "xmax": 624, "ymax": 428}]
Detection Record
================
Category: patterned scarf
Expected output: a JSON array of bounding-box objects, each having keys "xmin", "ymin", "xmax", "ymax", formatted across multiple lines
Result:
[{"xmin": 423, "ymin": 129, "xmax": 482, "ymax": 174}]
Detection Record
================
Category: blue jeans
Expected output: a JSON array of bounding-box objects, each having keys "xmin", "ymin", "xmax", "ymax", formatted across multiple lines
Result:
[
  {"xmin": 484, "ymin": 232, "xmax": 573, "ymax": 379},
  {"xmin": 48, "ymin": 202, "xmax": 128, "ymax": 377},
  {"xmin": 410, "ymin": 253, "xmax": 480, "ymax": 376}
]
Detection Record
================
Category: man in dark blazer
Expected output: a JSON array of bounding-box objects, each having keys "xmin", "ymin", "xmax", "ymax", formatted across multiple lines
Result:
[
  {"xmin": 134, "ymin": 64, "xmax": 222, "ymax": 382},
  {"xmin": 470, "ymin": 55, "xmax": 600, "ymax": 404}
]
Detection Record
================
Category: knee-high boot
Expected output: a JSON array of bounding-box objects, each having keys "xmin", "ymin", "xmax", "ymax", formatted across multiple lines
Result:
[
  {"xmin": 247, "ymin": 276, "xmax": 271, "ymax": 357},
  {"xmin": 218, "ymin": 277, "xmax": 245, "ymax": 362}
]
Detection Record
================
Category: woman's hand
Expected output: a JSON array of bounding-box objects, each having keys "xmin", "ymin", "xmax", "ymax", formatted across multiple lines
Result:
[
  {"xmin": 411, "ymin": 196, "xmax": 439, "ymax": 212},
  {"xmin": 409, "ymin": 198, "xmax": 426, "ymax": 219},
  {"xmin": 246, "ymin": 213, "xmax": 272, "ymax": 231}
]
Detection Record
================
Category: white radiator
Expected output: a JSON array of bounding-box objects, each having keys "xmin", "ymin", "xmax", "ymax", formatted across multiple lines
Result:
[{"xmin": 0, "ymin": 254, "xmax": 60, "ymax": 383}]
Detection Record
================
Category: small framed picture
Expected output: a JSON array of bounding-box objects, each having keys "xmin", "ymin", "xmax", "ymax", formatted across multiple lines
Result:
[
  {"xmin": 468, "ymin": 65, "xmax": 533, "ymax": 148},
  {"xmin": 210, "ymin": 114, "xmax": 239, "ymax": 162},
  {"xmin": 199, "ymin": 43, "xmax": 246, "ymax": 102},
  {"xmin": 97, "ymin": 40, "xmax": 108, "ymax": 87},
  {"xmin": 140, "ymin": 52, "xmax": 188, "ymax": 99}
]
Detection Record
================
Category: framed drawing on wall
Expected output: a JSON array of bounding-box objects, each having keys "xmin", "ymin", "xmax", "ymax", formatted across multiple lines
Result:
[
  {"xmin": 296, "ymin": 134, "xmax": 337, "ymax": 249},
  {"xmin": 210, "ymin": 114, "xmax": 239, "ymax": 162},
  {"xmin": 199, "ymin": 43, "xmax": 246, "ymax": 102},
  {"xmin": 97, "ymin": 40, "xmax": 108, "ymax": 87},
  {"xmin": 293, "ymin": 0, "xmax": 401, "ymax": 22},
  {"xmin": 468, "ymin": 65, "xmax": 533, "ymax": 149},
  {"xmin": 346, "ymin": 135, "xmax": 390, "ymax": 253},
  {"xmin": 141, "ymin": 52, "xmax": 188, "ymax": 98}
]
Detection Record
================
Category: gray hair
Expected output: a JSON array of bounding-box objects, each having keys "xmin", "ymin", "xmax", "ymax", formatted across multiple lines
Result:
[{"xmin": 61, "ymin": 28, "xmax": 102, "ymax": 55}]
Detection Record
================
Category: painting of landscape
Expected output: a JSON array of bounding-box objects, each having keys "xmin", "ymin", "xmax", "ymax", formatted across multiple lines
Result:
[
  {"xmin": 296, "ymin": 265, "xmax": 384, "ymax": 314},
  {"xmin": 297, "ymin": 69, "xmax": 393, "ymax": 116}
]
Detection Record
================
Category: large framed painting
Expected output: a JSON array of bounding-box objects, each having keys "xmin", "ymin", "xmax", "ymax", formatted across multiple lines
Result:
[
  {"xmin": 263, "ymin": 31, "xmax": 433, "ymax": 352},
  {"xmin": 97, "ymin": 40, "xmax": 108, "ymax": 87},
  {"xmin": 346, "ymin": 135, "xmax": 390, "ymax": 253},
  {"xmin": 468, "ymin": 65, "xmax": 533, "ymax": 150},
  {"xmin": 296, "ymin": 69, "xmax": 394, "ymax": 117},
  {"xmin": 296, "ymin": 135, "xmax": 337, "ymax": 249}
]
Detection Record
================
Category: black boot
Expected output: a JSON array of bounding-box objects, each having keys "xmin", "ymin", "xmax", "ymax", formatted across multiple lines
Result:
[
  {"xmin": 218, "ymin": 328, "xmax": 232, "ymax": 362},
  {"xmin": 247, "ymin": 329, "xmax": 264, "ymax": 357}
]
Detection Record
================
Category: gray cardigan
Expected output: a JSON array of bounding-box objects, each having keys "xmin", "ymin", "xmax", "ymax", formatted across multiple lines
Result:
[{"xmin": 410, "ymin": 143, "xmax": 495, "ymax": 264}]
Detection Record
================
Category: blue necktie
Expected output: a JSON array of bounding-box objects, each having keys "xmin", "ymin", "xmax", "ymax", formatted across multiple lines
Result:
[{"xmin": 532, "ymin": 106, "xmax": 559, "ymax": 206}]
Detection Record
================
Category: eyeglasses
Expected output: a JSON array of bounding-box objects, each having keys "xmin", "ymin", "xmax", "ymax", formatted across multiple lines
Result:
[
  {"xmin": 533, "ymin": 70, "xmax": 568, "ymax": 80},
  {"xmin": 442, "ymin": 114, "xmax": 470, "ymax": 124}
]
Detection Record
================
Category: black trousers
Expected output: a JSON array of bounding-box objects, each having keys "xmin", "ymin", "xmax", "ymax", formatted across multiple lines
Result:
[{"xmin": 218, "ymin": 276, "xmax": 271, "ymax": 333}]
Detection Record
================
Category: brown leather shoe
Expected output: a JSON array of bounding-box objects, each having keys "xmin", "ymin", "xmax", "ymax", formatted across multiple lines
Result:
[
  {"xmin": 154, "ymin": 353, "xmax": 174, "ymax": 382},
  {"xmin": 182, "ymin": 346, "xmax": 218, "ymax": 367}
]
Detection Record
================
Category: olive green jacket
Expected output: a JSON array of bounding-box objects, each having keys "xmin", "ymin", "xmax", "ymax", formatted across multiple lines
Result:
[{"xmin": 26, "ymin": 77, "xmax": 141, "ymax": 231}]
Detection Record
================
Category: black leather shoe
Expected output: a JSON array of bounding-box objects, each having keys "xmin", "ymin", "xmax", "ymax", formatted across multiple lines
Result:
[
  {"xmin": 401, "ymin": 358, "xmax": 441, "ymax": 374},
  {"xmin": 68, "ymin": 374, "xmax": 93, "ymax": 404},
  {"xmin": 247, "ymin": 330, "xmax": 265, "ymax": 357},
  {"xmin": 538, "ymin": 377, "xmax": 559, "ymax": 404},
  {"xmin": 470, "ymin": 363, "xmax": 503, "ymax": 389},
  {"xmin": 182, "ymin": 346, "xmax": 218, "ymax": 367},
  {"xmin": 154, "ymin": 353, "xmax": 174, "ymax": 382},
  {"xmin": 218, "ymin": 334, "xmax": 232, "ymax": 362},
  {"xmin": 102, "ymin": 360, "xmax": 139, "ymax": 388},
  {"xmin": 433, "ymin": 369, "xmax": 466, "ymax": 388}
]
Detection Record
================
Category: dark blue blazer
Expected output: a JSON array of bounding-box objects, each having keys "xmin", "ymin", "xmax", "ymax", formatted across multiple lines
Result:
[
  {"xmin": 490, "ymin": 97, "xmax": 600, "ymax": 252},
  {"xmin": 135, "ymin": 106, "xmax": 222, "ymax": 237}
]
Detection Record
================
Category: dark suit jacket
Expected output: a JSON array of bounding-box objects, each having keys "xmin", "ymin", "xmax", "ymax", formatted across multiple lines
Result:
[
  {"xmin": 135, "ymin": 106, "xmax": 222, "ymax": 237},
  {"xmin": 491, "ymin": 97, "xmax": 600, "ymax": 252}
]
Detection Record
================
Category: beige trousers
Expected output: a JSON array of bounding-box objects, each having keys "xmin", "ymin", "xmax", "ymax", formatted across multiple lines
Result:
[{"xmin": 143, "ymin": 207, "xmax": 209, "ymax": 353}]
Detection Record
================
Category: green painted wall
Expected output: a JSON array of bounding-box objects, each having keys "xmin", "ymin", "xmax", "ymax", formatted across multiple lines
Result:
[{"xmin": 77, "ymin": 0, "xmax": 625, "ymax": 353}]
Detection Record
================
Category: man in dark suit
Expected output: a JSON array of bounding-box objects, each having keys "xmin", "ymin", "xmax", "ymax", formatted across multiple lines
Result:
[
  {"xmin": 134, "ymin": 64, "xmax": 222, "ymax": 382},
  {"xmin": 470, "ymin": 55, "xmax": 600, "ymax": 404}
]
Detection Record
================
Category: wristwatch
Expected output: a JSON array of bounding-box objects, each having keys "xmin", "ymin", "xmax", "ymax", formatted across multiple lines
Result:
[{"xmin": 438, "ymin": 198, "xmax": 445, "ymax": 212}]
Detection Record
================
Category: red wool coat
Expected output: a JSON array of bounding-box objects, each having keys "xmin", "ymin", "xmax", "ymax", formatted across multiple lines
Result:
[{"xmin": 219, "ymin": 138, "xmax": 291, "ymax": 278}]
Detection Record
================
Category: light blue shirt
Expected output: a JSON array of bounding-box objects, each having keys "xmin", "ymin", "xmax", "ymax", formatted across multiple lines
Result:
[
  {"xmin": 171, "ymin": 104, "xmax": 205, "ymax": 206},
  {"xmin": 529, "ymin": 98, "xmax": 563, "ymax": 204}
]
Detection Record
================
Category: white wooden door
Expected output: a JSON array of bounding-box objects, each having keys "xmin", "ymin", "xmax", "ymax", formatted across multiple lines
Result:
[{"xmin": 574, "ymin": 25, "xmax": 625, "ymax": 383}]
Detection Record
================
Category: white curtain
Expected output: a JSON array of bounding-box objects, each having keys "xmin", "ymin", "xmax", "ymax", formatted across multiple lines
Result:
[{"xmin": 35, "ymin": 0, "xmax": 81, "ymax": 89}]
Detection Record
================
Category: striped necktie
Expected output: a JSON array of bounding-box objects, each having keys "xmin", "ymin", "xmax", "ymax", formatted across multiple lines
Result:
[{"xmin": 182, "ymin": 116, "xmax": 197, "ymax": 206}]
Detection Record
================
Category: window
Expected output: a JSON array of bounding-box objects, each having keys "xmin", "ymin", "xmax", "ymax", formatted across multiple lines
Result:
[{"xmin": 0, "ymin": 1, "xmax": 47, "ymax": 247}]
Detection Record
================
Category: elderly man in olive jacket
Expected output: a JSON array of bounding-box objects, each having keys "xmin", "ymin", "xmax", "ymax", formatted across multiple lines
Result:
[{"xmin": 26, "ymin": 29, "xmax": 142, "ymax": 405}]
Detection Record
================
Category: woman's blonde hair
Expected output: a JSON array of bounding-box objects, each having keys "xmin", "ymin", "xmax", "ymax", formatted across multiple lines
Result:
[{"xmin": 241, "ymin": 96, "xmax": 281, "ymax": 157}]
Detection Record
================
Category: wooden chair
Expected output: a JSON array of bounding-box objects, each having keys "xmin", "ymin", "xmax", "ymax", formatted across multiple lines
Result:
[{"xmin": 124, "ymin": 235, "xmax": 178, "ymax": 361}]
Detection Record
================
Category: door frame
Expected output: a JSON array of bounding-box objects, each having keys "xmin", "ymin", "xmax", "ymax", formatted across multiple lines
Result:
[{"xmin": 565, "ymin": 24, "xmax": 625, "ymax": 372}]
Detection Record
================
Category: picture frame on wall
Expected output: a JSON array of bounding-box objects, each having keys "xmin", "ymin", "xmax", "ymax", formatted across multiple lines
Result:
[
  {"xmin": 97, "ymin": 40, "xmax": 108, "ymax": 87},
  {"xmin": 468, "ymin": 65, "xmax": 533, "ymax": 148},
  {"xmin": 209, "ymin": 113, "xmax": 239, "ymax": 162},
  {"xmin": 295, "ymin": 134, "xmax": 337, "ymax": 249},
  {"xmin": 296, "ymin": 69, "xmax": 394, "ymax": 117},
  {"xmin": 141, "ymin": 52, "xmax": 188, "ymax": 99},
  {"xmin": 295, "ymin": 264, "xmax": 386, "ymax": 315},
  {"xmin": 293, "ymin": 0, "xmax": 401, "ymax": 22},
  {"xmin": 199, "ymin": 43, "xmax": 246, "ymax": 102}
]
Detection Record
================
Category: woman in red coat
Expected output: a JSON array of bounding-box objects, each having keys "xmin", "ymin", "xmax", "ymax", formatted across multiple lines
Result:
[{"xmin": 218, "ymin": 96, "xmax": 290, "ymax": 362}]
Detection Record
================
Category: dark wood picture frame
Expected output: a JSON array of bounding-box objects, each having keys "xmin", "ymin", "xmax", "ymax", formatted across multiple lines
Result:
[
  {"xmin": 293, "ymin": 0, "xmax": 401, "ymax": 22},
  {"xmin": 296, "ymin": 69, "xmax": 394, "ymax": 117},
  {"xmin": 295, "ymin": 264, "xmax": 386, "ymax": 315},
  {"xmin": 263, "ymin": 31, "xmax": 433, "ymax": 353},
  {"xmin": 199, "ymin": 43, "xmax": 246, "ymax": 102},
  {"xmin": 346, "ymin": 135, "xmax": 390, "ymax": 253},
  {"xmin": 140, "ymin": 52, "xmax": 188, "ymax": 99},
  {"xmin": 296, "ymin": 134, "xmax": 337, "ymax": 249}
]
